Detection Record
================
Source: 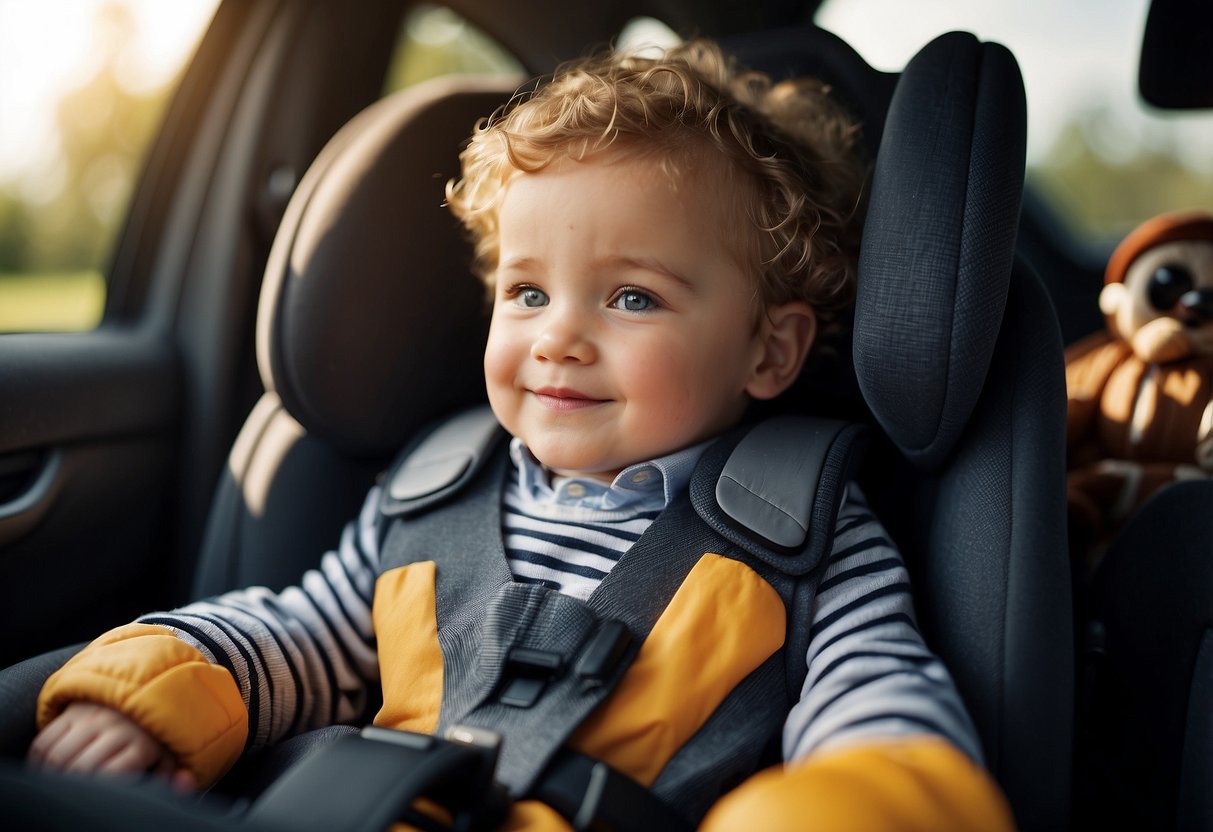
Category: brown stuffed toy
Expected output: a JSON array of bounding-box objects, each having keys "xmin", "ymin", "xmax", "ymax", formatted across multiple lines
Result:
[{"xmin": 1066, "ymin": 211, "xmax": 1213, "ymax": 566}]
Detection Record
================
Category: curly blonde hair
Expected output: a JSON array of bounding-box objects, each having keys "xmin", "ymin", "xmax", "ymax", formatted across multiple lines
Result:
[{"xmin": 446, "ymin": 40, "xmax": 868, "ymax": 346}]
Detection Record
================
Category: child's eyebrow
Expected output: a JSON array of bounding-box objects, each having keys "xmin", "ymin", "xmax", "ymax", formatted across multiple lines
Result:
[
  {"xmin": 595, "ymin": 255, "xmax": 695, "ymax": 290},
  {"xmin": 498, "ymin": 256, "xmax": 539, "ymax": 273},
  {"xmin": 498, "ymin": 254, "xmax": 695, "ymax": 290}
]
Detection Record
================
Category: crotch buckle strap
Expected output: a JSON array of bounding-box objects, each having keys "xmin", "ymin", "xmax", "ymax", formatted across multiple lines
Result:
[
  {"xmin": 247, "ymin": 724, "xmax": 510, "ymax": 832},
  {"xmin": 531, "ymin": 748, "xmax": 694, "ymax": 832}
]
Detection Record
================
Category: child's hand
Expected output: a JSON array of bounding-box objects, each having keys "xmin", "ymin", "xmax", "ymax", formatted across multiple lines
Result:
[{"xmin": 28, "ymin": 701, "xmax": 197, "ymax": 793}]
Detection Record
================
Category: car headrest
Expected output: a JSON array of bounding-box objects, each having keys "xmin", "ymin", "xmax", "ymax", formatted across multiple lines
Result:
[
  {"xmin": 256, "ymin": 76, "xmax": 519, "ymax": 457},
  {"xmin": 1139, "ymin": 0, "xmax": 1213, "ymax": 109},
  {"xmin": 853, "ymin": 31, "xmax": 1027, "ymax": 471},
  {"xmin": 722, "ymin": 24, "xmax": 897, "ymax": 160}
]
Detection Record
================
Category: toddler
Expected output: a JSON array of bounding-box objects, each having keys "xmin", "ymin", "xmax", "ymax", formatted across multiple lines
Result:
[{"xmin": 29, "ymin": 40, "xmax": 1011, "ymax": 830}]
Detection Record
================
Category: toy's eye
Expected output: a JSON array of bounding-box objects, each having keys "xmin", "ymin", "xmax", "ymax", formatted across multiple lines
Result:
[{"xmin": 1147, "ymin": 264, "xmax": 1194, "ymax": 311}]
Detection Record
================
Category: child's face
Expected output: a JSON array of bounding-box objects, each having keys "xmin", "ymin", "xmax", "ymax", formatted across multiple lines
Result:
[{"xmin": 483, "ymin": 150, "xmax": 792, "ymax": 483}]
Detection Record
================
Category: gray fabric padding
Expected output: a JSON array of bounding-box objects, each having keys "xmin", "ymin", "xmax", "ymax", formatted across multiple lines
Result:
[
  {"xmin": 381, "ymin": 405, "xmax": 506, "ymax": 517},
  {"xmin": 256, "ymin": 76, "xmax": 519, "ymax": 457},
  {"xmin": 192, "ymin": 393, "xmax": 381, "ymax": 597},
  {"xmin": 854, "ymin": 32, "xmax": 1026, "ymax": 471},
  {"xmin": 714, "ymin": 417, "xmax": 852, "ymax": 551},
  {"xmin": 0, "ymin": 644, "xmax": 82, "ymax": 759},
  {"xmin": 912, "ymin": 262, "xmax": 1071, "ymax": 830}
]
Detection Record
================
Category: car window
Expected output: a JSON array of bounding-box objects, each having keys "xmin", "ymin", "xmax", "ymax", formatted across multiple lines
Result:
[
  {"xmin": 0, "ymin": 0, "xmax": 220, "ymax": 334},
  {"xmin": 383, "ymin": 4, "xmax": 524, "ymax": 94},
  {"xmin": 380, "ymin": 6, "xmax": 681, "ymax": 94},
  {"xmin": 0, "ymin": 0, "xmax": 219, "ymax": 333},
  {"xmin": 816, "ymin": 0, "xmax": 1213, "ymax": 249}
]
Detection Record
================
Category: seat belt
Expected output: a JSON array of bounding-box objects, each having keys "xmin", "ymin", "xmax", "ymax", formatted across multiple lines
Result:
[
  {"xmin": 323, "ymin": 407, "xmax": 871, "ymax": 831},
  {"xmin": 246, "ymin": 725, "xmax": 510, "ymax": 832},
  {"xmin": 383, "ymin": 406, "xmax": 868, "ymax": 567},
  {"xmin": 530, "ymin": 748, "xmax": 693, "ymax": 832},
  {"xmin": 244, "ymin": 724, "xmax": 689, "ymax": 832}
]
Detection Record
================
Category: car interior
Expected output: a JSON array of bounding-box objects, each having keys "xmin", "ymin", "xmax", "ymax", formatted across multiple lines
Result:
[{"xmin": 0, "ymin": 0, "xmax": 1208, "ymax": 829}]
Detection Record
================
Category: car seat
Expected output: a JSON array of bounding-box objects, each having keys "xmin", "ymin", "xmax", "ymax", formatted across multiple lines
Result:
[
  {"xmin": 1068, "ymin": 1, "xmax": 1213, "ymax": 829},
  {"xmin": 736, "ymin": 26, "xmax": 1072, "ymax": 830},
  {"xmin": 1075, "ymin": 480, "xmax": 1213, "ymax": 831},
  {"xmin": 0, "ymin": 27, "xmax": 1072, "ymax": 832}
]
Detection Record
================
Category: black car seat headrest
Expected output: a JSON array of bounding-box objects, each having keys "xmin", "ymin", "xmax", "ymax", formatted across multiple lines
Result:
[
  {"xmin": 853, "ymin": 31, "xmax": 1027, "ymax": 471},
  {"xmin": 256, "ymin": 75, "xmax": 520, "ymax": 458},
  {"xmin": 1139, "ymin": 0, "xmax": 1213, "ymax": 109},
  {"xmin": 722, "ymin": 24, "xmax": 897, "ymax": 160}
]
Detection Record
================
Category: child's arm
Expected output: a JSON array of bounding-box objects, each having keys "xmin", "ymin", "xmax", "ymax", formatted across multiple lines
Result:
[
  {"xmin": 31, "ymin": 485, "xmax": 387, "ymax": 787},
  {"xmin": 29, "ymin": 702, "xmax": 196, "ymax": 792},
  {"xmin": 782, "ymin": 484, "xmax": 980, "ymax": 764},
  {"xmin": 724, "ymin": 483, "xmax": 1013, "ymax": 831}
]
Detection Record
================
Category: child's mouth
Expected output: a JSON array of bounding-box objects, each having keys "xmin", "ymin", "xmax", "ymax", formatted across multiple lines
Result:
[{"xmin": 531, "ymin": 387, "xmax": 607, "ymax": 410}]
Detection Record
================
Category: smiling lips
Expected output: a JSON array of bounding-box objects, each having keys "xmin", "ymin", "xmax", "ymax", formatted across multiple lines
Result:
[{"xmin": 531, "ymin": 387, "xmax": 608, "ymax": 410}]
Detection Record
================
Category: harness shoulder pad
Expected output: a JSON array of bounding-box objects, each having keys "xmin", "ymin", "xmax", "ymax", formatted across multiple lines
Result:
[
  {"xmin": 691, "ymin": 416, "xmax": 869, "ymax": 575},
  {"xmin": 381, "ymin": 405, "xmax": 505, "ymax": 517}
]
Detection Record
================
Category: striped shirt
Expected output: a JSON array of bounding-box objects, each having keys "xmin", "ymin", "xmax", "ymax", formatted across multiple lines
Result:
[
  {"xmin": 502, "ymin": 438, "xmax": 704, "ymax": 599},
  {"xmin": 140, "ymin": 439, "xmax": 981, "ymax": 765}
]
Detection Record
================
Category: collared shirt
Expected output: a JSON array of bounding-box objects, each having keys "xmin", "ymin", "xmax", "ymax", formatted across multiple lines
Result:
[
  {"xmin": 503, "ymin": 438, "xmax": 710, "ymax": 599},
  {"xmin": 508, "ymin": 437, "xmax": 706, "ymax": 510}
]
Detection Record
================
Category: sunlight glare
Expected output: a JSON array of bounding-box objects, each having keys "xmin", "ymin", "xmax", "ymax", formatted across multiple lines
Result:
[{"xmin": 0, "ymin": 0, "xmax": 218, "ymax": 184}]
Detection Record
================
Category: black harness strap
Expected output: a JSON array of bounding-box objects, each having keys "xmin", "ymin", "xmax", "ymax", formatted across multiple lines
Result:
[{"xmin": 531, "ymin": 749, "xmax": 693, "ymax": 832}]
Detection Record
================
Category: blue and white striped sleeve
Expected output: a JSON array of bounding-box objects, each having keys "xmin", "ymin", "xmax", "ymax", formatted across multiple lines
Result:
[
  {"xmin": 782, "ymin": 483, "xmax": 983, "ymax": 765},
  {"xmin": 138, "ymin": 485, "xmax": 384, "ymax": 750}
]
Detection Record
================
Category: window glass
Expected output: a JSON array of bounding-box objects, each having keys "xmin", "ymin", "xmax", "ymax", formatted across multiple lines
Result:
[
  {"xmin": 617, "ymin": 17, "xmax": 682, "ymax": 55},
  {"xmin": 816, "ymin": 0, "xmax": 1213, "ymax": 248},
  {"xmin": 383, "ymin": 5, "xmax": 524, "ymax": 95},
  {"xmin": 0, "ymin": 0, "xmax": 218, "ymax": 332},
  {"xmin": 382, "ymin": 9, "xmax": 683, "ymax": 95}
]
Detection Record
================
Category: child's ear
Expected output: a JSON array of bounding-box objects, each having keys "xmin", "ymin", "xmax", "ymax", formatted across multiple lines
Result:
[{"xmin": 746, "ymin": 301, "xmax": 817, "ymax": 400}]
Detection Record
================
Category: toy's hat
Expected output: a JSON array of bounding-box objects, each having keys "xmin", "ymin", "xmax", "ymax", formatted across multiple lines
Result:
[{"xmin": 1105, "ymin": 211, "xmax": 1213, "ymax": 284}]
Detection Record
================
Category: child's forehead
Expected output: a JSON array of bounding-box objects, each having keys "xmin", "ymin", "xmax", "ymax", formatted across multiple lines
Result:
[
  {"xmin": 501, "ymin": 139, "xmax": 751, "ymax": 209},
  {"xmin": 493, "ymin": 146, "xmax": 763, "ymax": 300}
]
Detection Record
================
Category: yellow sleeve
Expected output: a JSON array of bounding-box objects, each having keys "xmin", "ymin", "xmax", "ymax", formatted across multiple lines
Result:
[
  {"xmin": 37, "ymin": 622, "xmax": 248, "ymax": 786},
  {"xmin": 699, "ymin": 737, "xmax": 1015, "ymax": 832}
]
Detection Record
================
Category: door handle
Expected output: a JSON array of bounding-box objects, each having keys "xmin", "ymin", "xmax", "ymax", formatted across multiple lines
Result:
[{"xmin": 0, "ymin": 450, "xmax": 62, "ymax": 546}]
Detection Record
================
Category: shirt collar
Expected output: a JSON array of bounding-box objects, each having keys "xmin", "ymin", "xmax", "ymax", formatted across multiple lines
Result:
[{"xmin": 509, "ymin": 437, "xmax": 711, "ymax": 511}]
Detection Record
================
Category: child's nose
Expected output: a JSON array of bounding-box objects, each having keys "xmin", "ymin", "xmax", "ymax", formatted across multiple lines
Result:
[{"xmin": 530, "ymin": 312, "xmax": 596, "ymax": 363}]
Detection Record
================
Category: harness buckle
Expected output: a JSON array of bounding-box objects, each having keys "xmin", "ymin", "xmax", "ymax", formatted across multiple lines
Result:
[
  {"xmin": 499, "ymin": 647, "xmax": 565, "ymax": 707},
  {"xmin": 575, "ymin": 620, "xmax": 633, "ymax": 690},
  {"xmin": 357, "ymin": 724, "xmax": 510, "ymax": 831}
]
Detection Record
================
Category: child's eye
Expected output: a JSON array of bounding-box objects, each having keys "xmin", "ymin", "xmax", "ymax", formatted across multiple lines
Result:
[
  {"xmin": 610, "ymin": 289, "xmax": 658, "ymax": 312},
  {"xmin": 508, "ymin": 286, "xmax": 549, "ymax": 308}
]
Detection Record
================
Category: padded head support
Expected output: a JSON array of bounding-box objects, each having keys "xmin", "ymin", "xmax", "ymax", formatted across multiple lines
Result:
[
  {"xmin": 1139, "ymin": 0, "xmax": 1213, "ymax": 109},
  {"xmin": 853, "ymin": 32, "xmax": 1026, "ymax": 471},
  {"xmin": 257, "ymin": 76, "xmax": 518, "ymax": 457},
  {"xmin": 722, "ymin": 25, "xmax": 896, "ymax": 159}
]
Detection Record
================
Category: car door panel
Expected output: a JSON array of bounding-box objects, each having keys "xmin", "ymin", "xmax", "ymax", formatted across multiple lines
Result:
[
  {"xmin": 0, "ymin": 0, "xmax": 408, "ymax": 668},
  {"xmin": 0, "ymin": 330, "xmax": 177, "ymax": 666}
]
